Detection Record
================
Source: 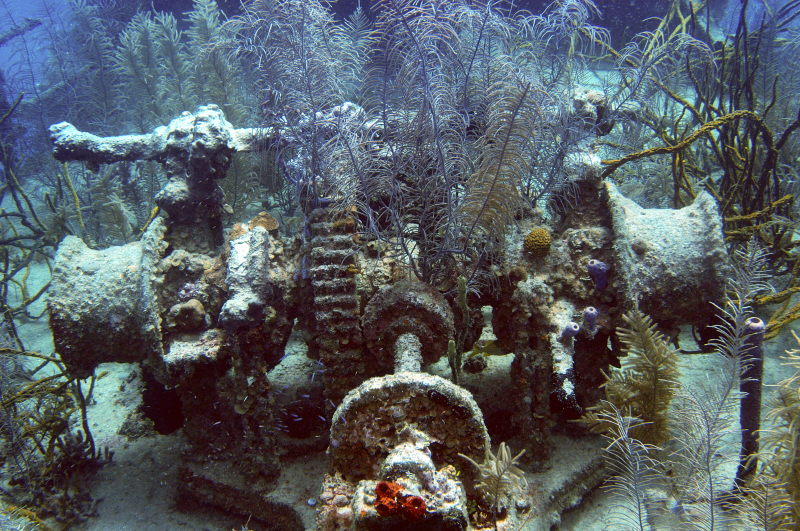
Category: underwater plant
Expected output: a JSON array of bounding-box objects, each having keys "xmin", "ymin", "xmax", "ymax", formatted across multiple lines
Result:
[
  {"xmin": 0, "ymin": 347, "xmax": 111, "ymax": 526},
  {"xmin": 664, "ymin": 240, "xmax": 773, "ymax": 529},
  {"xmin": 755, "ymin": 329, "xmax": 800, "ymax": 526},
  {"xmin": 0, "ymin": 86, "xmax": 111, "ymax": 520},
  {"xmin": 580, "ymin": 239, "xmax": 790, "ymax": 530},
  {"xmin": 0, "ymin": 106, "xmax": 52, "ymax": 336}
]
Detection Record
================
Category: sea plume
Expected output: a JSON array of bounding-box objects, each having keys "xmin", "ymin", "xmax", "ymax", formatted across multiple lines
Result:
[
  {"xmin": 669, "ymin": 240, "xmax": 772, "ymax": 530},
  {"xmin": 596, "ymin": 402, "xmax": 661, "ymax": 531},
  {"xmin": 579, "ymin": 309, "xmax": 680, "ymax": 446}
]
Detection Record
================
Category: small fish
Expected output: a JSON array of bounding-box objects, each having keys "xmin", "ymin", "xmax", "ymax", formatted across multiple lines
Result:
[{"xmin": 469, "ymin": 340, "xmax": 509, "ymax": 358}]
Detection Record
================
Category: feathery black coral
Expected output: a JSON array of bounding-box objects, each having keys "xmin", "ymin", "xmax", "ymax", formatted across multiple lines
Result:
[{"xmin": 580, "ymin": 309, "xmax": 680, "ymax": 445}]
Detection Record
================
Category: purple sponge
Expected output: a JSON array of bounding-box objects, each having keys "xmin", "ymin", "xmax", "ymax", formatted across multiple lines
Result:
[
  {"xmin": 583, "ymin": 306, "xmax": 598, "ymax": 333},
  {"xmin": 587, "ymin": 259, "xmax": 609, "ymax": 290},
  {"xmin": 560, "ymin": 321, "xmax": 580, "ymax": 340},
  {"xmin": 737, "ymin": 316, "xmax": 766, "ymax": 486}
]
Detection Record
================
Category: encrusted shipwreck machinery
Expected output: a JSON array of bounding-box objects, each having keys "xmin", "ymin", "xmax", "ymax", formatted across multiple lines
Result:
[
  {"xmin": 486, "ymin": 91, "xmax": 731, "ymax": 467},
  {"xmin": 323, "ymin": 373, "xmax": 485, "ymax": 531},
  {"xmin": 488, "ymin": 179, "xmax": 731, "ymax": 464},
  {"xmin": 48, "ymin": 105, "xmax": 302, "ymax": 525},
  {"xmin": 305, "ymin": 207, "xmax": 367, "ymax": 403},
  {"xmin": 46, "ymin": 101, "xmax": 731, "ymax": 530}
]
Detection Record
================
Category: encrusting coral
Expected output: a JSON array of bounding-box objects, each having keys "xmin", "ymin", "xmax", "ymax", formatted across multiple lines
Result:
[
  {"xmin": 328, "ymin": 373, "xmax": 488, "ymax": 480},
  {"xmin": 166, "ymin": 299, "xmax": 206, "ymax": 332},
  {"xmin": 346, "ymin": 426, "xmax": 469, "ymax": 530},
  {"xmin": 316, "ymin": 473, "xmax": 356, "ymax": 531},
  {"xmin": 249, "ymin": 211, "xmax": 280, "ymax": 237}
]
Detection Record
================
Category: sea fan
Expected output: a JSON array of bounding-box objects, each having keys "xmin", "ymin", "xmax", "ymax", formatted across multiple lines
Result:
[
  {"xmin": 457, "ymin": 80, "xmax": 537, "ymax": 251},
  {"xmin": 339, "ymin": 5, "xmax": 374, "ymax": 104},
  {"xmin": 113, "ymin": 12, "xmax": 167, "ymax": 128},
  {"xmin": 223, "ymin": 0, "xmax": 346, "ymax": 119},
  {"xmin": 669, "ymin": 365, "xmax": 741, "ymax": 531},
  {"xmin": 615, "ymin": 309, "xmax": 680, "ymax": 445},
  {"xmin": 731, "ymin": 475, "xmax": 793, "ymax": 531},
  {"xmin": 542, "ymin": 0, "xmax": 609, "ymax": 55}
]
